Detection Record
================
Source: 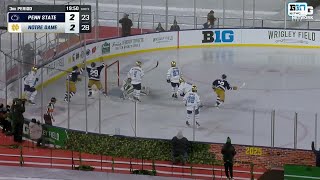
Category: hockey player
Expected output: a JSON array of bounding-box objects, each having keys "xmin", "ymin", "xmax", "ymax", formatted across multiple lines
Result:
[
  {"xmin": 183, "ymin": 85, "xmax": 201, "ymax": 128},
  {"xmin": 166, "ymin": 61, "xmax": 181, "ymax": 98},
  {"xmin": 127, "ymin": 61, "xmax": 144, "ymax": 101},
  {"xmin": 212, "ymin": 74, "xmax": 237, "ymax": 107},
  {"xmin": 64, "ymin": 65, "xmax": 84, "ymax": 102},
  {"xmin": 177, "ymin": 77, "xmax": 193, "ymax": 97},
  {"xmin": 121, "ymin": 77, "xmax": 134, "ymax": 100},
  {"xmin": 43, "ymin": 97, "xmax": 56, "ymax": 125},
  {"xmin": 86, "ymin": 62, "xmax": 106, "ymax": 97},
  {"xmin": 24, "ymin": 67, "xmax": 39, "ymax": 105}
]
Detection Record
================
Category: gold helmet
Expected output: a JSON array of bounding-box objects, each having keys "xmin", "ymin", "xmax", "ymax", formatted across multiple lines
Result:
[
  {"xmin": 136, "ymin": 61, "xmax": 142, "ymax": 67},
  {"xmin": 179, "ymin": 77, "xmax": 185, "ymax": 84},
  {"xmin": 192, "ymin": 85, "xmax": 197, "ymax": 92},
  {"xmin": 171, "ymin": 61, "xmax": 176, "ymax": 67},
  {"xmin": 32, "ymin": 67, "xmax": 38, "ymax": 72}
]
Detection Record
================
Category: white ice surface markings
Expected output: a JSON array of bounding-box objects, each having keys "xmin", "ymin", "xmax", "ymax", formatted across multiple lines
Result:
[{"xmin": 24, "ymin": 47, "xmax": 320, "ymax": 149}]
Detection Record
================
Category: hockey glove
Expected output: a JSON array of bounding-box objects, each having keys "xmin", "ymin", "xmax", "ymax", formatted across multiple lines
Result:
[
  {"xmin": 233, "ymin": 86, "xmax": 238, "ymax": 90},
  {"xmin": 167, "ymin": 79, "xmax": 170, "ymax": 83},
  {"xmin": 180, "ymin": 93, "xmax": 185, "ymax": 97}
]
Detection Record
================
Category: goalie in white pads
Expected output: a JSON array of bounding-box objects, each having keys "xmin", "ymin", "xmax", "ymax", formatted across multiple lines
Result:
[
  {"xmin": 86, "ymin": 62, "xmax": 107, "ymax": 97},
  {"xmin": 183, "ymin": 85, "xmax": 201, "ymax": 128},
  {"xmin": 121, "ymin": 78, "xmax": 134, "ymax": 100},
  {"xmin": 24, "ymin": 67, "xmax": 39, "ymax": 105},
  {"xmin": 166, "ymin": 61, "xmax": 181, "ymax": 98},
  {"xmin": 127, "ymin": 61, "xmax": 144, "ymax": 101},
  {"xmin": 177, "ymin": 77, "xmax": 192, "ymax": 97}
]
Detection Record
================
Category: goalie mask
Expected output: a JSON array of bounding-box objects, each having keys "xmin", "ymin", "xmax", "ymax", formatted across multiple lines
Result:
[{"xmin": 171, "ymin": 61, "xmax": 176, "ymax": 67}]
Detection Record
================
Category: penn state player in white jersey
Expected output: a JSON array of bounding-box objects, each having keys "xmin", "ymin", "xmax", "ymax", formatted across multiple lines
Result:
[
  {"xmin": 166, "ymin": 61, "xmax": 181, "ymax": 98},
  {"xmin": 24, "ymin": 67, "xmax": 39, "ymax": 105},
  {"xmin": 177, "ymin": 77, "xmax": 192, "ymax": 98},
  {"xmin": 127, "ymin": 61, "xmax": 144, "ymax": 101},
  {"xmin": 183, "ymin": 85, "xmax": 201, "ymax": 128}
]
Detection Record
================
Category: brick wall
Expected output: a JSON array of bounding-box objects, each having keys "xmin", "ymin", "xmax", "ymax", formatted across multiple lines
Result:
[{"xmin": 210, "ymin": 143, "xmax": 316, "ymax": 169}]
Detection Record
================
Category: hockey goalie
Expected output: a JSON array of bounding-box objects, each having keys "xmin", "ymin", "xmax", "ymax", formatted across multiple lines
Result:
[{"xmin": 120, "ymin": 77, "xmax": 149, "ymax": 100}]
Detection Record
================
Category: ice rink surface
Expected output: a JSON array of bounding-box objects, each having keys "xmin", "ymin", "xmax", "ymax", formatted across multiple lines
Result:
[{"xmin": 24, "ymin": 46, "xmax": 320, "ymax": 150}]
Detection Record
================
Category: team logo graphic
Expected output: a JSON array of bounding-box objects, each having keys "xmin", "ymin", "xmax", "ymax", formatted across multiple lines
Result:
[
  {"xmin": 11, "ymin": 24, "xmax": 20, "ymax": 31},
  {"xmin": 10, "ymin": 14, "xmax": 20, "ymax": 21}
]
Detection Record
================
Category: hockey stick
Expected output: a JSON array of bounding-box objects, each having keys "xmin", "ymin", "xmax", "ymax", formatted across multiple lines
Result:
[{"xmin": 145, "ymin": 61, "xmax": 159, "ymax": 73}]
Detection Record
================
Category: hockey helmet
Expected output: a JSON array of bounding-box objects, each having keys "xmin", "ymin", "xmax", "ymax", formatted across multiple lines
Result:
[
  {"xmin": 179, "ymin": 77, "xmax": 185, "ymax": 84},
  {"xmin": 136, "ymin": 61, "xmax": 142, "ymax": 67},
  {"xmin": 72, "ymin": 66, "xmax": 79, "ymax": 71},
  {"xmin": 192, "ymin": 85, "xmax": 197, "ymax": 92},
  {"xmin": 51, "ymin": 97, "xmax": 57, "ymax": 103},
  {"xmin": 91, "ymin": 62, "xmax": 96, "ymax": 68},
  {"xmin": 221, "ymin": 74, "xmax": 227, "ymax": 80},
  {"xmin": 32, "ymin": 66, "xmax": 38, "ymax": 72},
  {"xmin": 171, "ymin": 61, "xmax": 176, "ymax": 67},
  {"xmin": 127, "ymin": 77, "xmax": 132, "ymax": 83}
]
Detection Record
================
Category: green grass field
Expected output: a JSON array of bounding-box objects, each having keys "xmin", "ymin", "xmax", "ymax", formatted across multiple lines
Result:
[{"xmin": 284, "ymin": 165, "xmax": 320, "ymax": 180}]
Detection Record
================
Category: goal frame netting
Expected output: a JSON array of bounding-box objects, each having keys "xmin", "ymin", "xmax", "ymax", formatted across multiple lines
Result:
[{"xmin": 104, "ymin": 60, "xmax": 120, "ymax": 94}]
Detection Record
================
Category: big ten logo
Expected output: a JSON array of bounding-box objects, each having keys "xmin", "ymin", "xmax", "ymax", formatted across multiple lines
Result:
[
  {"xmin": 202, "ymin": 30, "xmax": 234, "ymax": 43},
  {"xmin": 245, "ymin": 147, "xmax": 262, "ymax": 156},
  {"xmin": 202, "ymin": 49, "xmax": 234, "ymax": 64},
  {"xmin": 288, "ymin": 3, "xmax": 313, "ymax": 20}
]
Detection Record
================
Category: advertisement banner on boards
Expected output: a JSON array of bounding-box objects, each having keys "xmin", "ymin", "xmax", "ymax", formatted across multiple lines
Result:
[
  {"xmin": 23, "ymin": 119, "xmax": 68, "ymax": 147},
  {"xmin": 242, "ymin": 29, "xmax": 319, "ymax": 46},
  {"xmin": 179, "ymin": 29, "xmax": 240, "ymax": 46}
]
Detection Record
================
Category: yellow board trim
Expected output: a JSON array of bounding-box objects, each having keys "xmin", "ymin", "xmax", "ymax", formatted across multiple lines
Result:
[{"xmin": 35, "ymin": 43, "xmax": 320, "ymax": 89}]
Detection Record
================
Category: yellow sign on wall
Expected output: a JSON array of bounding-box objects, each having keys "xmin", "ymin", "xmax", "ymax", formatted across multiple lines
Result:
[{"xmin": 245, "ymin": 147, "xmax": 262, "ymax": 156}]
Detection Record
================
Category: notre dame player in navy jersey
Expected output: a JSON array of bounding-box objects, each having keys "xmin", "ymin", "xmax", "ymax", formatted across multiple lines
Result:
[
  {"xmin": 212, "ymin": 74, "xmax": 237, "ymax": 107},
  {"xmin": 86, "ymin": 62, "xmax": 106, "ymax": 97},
  {"xmin": 64, "ymin": 65, "xmax": 84, "ymax": 102}
]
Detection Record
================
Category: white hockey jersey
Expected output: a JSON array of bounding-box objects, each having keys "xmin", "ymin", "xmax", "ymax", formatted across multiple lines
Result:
[
  {"xmin": 177, "ymin": 82, "xmax": 192, "ymax": 96},
  {"xmin": 127, "ymin": 66, "xmax": 144, "ymax": 85},
  {"xmin": 183, "ymin": 91, "xmax": 201, "ymax": 111},
  {"xmin": 166, "ymin": 67, "xmax": 180, "ymax": 83},
  {"xmin": 24, "ymin": 71, "xmax": 38, "ymax": 87}
]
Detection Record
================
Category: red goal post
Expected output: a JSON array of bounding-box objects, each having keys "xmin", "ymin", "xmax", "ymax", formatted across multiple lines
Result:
[{"xmin": 104, "ymin": 60, "xmax": 120, "ymax": 94}]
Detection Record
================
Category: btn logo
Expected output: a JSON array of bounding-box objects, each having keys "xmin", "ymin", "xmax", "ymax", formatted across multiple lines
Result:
[{"xmin": 202, "ymin": 30, "xmax": 234, "ymax": 43}]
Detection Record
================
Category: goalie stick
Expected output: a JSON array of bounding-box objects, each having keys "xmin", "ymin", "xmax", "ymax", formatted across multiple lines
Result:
[{"xmin": 145, "ymin": 61, "xmax": 159, "ymax": 73}]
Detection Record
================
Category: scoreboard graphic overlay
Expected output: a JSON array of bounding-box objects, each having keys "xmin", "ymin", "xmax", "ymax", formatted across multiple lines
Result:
[{"xmin": 7, "ymin": 5, "xmax": 91, "ymax": 33}]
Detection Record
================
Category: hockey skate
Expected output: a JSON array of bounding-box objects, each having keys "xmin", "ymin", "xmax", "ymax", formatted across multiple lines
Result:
[
  {"xmin": 186, "ymin": 121, "xmax": 190, "ymax": 126},
  {"xmin": 174, "ymin": 93, "xmax": 178, "ymax": 98},
  {"xmin": 133, "ymin": 96, "xmax": 141, "ymax": 102},
  {"xmin": 28, "ymin": 100, "xmax": 36, "ymax": 105},
  {"xmin": 196, "ymin": 121, "xmax": 200, "ymax": 128},
  {"xmin": 88, "ymin": 92, "xmax": 92, "ymax": 97}
]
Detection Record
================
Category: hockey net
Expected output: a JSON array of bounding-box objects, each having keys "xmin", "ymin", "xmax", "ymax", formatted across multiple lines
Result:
[{"xmin": 104, "ymin": 60, "xmax": 120, "ymax": 94}]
